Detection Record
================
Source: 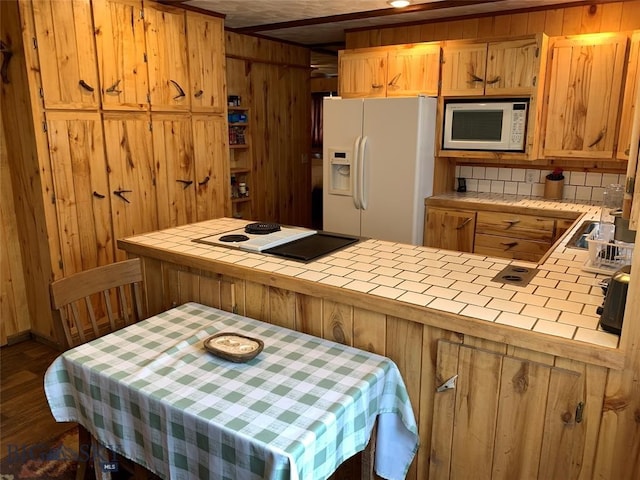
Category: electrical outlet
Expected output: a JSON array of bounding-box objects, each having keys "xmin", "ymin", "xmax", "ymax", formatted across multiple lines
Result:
[{"xmin": 525, "ymin": 170, "xmax": 537, "ymax": 184}]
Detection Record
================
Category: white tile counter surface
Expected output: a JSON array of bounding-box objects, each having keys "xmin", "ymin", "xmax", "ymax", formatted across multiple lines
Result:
[{"xmin": 121, "ymin": 193, "xmax": 628, "ymax": 351}]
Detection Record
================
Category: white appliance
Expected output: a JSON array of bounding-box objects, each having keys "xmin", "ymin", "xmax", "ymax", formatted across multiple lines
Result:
[
  {"xmin": 323, "ymin": 96, "xmax": 437, "ymax": 245},
  {"xmin": 442, "ymin": 98, "xmax": 528, "ymax": 152}
]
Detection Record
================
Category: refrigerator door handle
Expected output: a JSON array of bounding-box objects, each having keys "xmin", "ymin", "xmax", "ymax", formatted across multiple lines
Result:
[
  {"xmin": 359, "ymin": 136, "xmax": 368, "ymax": 210},
  {"xmin": 352, "ymin": 136, "xmax": 361, "ymax": 209}
]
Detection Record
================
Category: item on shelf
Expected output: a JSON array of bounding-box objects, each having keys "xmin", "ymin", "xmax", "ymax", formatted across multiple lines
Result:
[{"xmin": 227, "ymin": 95, "xmax": 241, "ymax": 107}]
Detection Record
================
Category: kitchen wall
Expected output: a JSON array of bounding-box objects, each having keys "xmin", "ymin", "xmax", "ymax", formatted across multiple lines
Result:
[{"xmin": 455, "ymin": 166, "xmax": 626, "ymax": 203}]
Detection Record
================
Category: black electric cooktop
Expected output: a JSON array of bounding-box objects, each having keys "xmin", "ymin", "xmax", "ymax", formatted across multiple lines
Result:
[{"xmin": 262, "ymin": 232, "xmax": 359, "ymax": 262}]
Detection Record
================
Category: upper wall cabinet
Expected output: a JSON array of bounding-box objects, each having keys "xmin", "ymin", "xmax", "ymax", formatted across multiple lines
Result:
[
  {"xmin": 617, "ymin": 31, "xmax": 640, "ymax": 161},
  {"xmin": 144, "ymin": 3, "xmax": 190, "ymax": 111},
  {"xmin": 92, "ymin": 0, "xmax": 149, "ymax": 111},
  {"xmin": 339, "ymin": 43, "xmax": 441, "ymax": 98},
  {"xmin": 386, "ymin": 43, "xmax": 441, "ymax": 97},
  {"xmin": 441, "ymin": 35, "xmax": 546, "ymax": 97},
  {"xmin": 31, "ymin": 0, "xmax": 100, "ymax": 109},
  {"xmin": 542, "ymin": 33, "xmax": 628, "ymax": 159},
  {"xmin": 187, "ymin": 12, "xmax": 226, "ymax": 113},
  {"xmin": 338, "ymin": 49, "xmax": 388, "ymax": 98}
]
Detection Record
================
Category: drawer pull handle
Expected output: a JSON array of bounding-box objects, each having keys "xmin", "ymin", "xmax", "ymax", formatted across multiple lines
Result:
[
  {"xmin": 456, "ymin": 218, "xmax": 472, "ymax": 230},
  {"xmin": 503, "ymin": 219, "xmax": 520, "ymax": 228},
  {"xmin": 78, "ymin": 79, "xmax": 94, "ymax": 92},
  {"xmin": 501, "ymin": 241, "xmax": 519, "ymax": 250},
  {"xmin": 388, "ymin": 73, "xmax": 401, "ymax": 86},
  {"xmin": 371, "ymin": 83, "xmax": 383, "ymax": 89}
]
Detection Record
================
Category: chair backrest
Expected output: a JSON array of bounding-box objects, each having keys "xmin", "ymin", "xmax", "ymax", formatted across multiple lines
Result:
[{"xmin": 50, "ymin": 258, "xmax": 146, "ymax": 348}]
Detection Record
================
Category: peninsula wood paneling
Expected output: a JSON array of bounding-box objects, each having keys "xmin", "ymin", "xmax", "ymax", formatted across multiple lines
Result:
[
  {"xmin": 225, "ymin": 32, "xmax": 312, "ymax": 227},
  {"xmin": 345, "ymin": 1, "xmax": 640, "ymax": 48}
]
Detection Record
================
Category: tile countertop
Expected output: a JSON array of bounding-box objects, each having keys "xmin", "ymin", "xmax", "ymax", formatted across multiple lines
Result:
[{"xmin": 120, "ymin": 194, "xmax": 626, "ymax": 353}]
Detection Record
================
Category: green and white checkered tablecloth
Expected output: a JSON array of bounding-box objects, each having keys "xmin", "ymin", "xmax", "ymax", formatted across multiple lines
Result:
[{"xmin": 45, "ymin": 302, "xmax": 418, "ymax": 480}]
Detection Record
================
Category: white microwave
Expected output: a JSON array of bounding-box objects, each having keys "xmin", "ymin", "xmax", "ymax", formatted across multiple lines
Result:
[{"xmin": 442, "ymin": 99, "xmax": 529, "ymax": 152}]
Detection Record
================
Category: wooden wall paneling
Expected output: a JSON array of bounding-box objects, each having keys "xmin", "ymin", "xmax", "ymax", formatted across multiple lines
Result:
[
  {"xmin": 186, "ymin": 12, "xmax": 226, "ymax": 113},
  {"xmin": 599, "ymin": 2, "xmax": 624, "ymax": 31},
  {"xmin": 45, "ymin": 111, "xmax": 114, "ymax": 275},
  {"xmin": 296, "ymin": 294, "xmax": 322, "ymax": 337},
  {"xmin": 0, "ymin": 114, "xmax": 31, "ymax": 345},
  {"xmin": 385, "ymin": 316, "xmax": 423, "ymax": 480},
  {"xmin": 268, "ymin": 287, "xmax": 296, "ymax": 330},
  {"xmin": 561, "ymin": 6, "xmax": 585, "ymax": 34},
  {"xmin": 198, "ymin": 273, "xmax": 221, "ymax": 309},
  {"xmin": 526, "ymin": 11, "xmax": 548, "ymax": 34},
  {"xmin": 163, "ymin": 263, "xmax": 181, "ymax": 308},
  {"xmin": 244, "ymin": 281, "xmax": 270, "ymax": 323},
  {"xmin": 543, "ymin": 9, "xmax": 566, "ymax": 36},
  {"xmin": 491, "ymin": 356, "xmax": 550, "ymax": 479},
  {"xmin": 151, "ymin": 113, "xmax": 195, "ymax": 229},
  {"xmin": 428, "ymin": 340, "xmax": 459, "ymax": 480},
  {"xmin": 30, "ymin": 0, "xmax": 100, "ymax": 109},
  {"xmin": 220, "ymin": 275, "xmax": 244, "ymax": 314},
  {"xmin": 580, "ymin": 4, "xmax": 604, "ymax": 33},
  {"xmin": 617, "ymin": 31, "xmax": 640, "ymax": 161},
  {"xmin": 538, "ymin": 367, "xmax": 586, "ymax": 479},
  {"xmin": 509, "ymin": 13, "xmax": 530, "ymax": 36},
  {"xmin": 322, "ymin": 300, "xmax": 353, "ymax": 345},
  {"xmin": 139, "ymin": 256, "xmax": 164, "ymax": 315},
  {"xmin": 144, "ymin": 2, "xmax": 189, "ymax": 112},
  {"xmin": 620, "ymin": 0, "xmax": 640, "ymax": 30},
  {"xmin": 192, "ymin": 114, "xmax": 230, "ymax": 221},
  {"xmin": 177, "ymin": 269, "xmax": 201, "ymax": 305},
  {"xmin": 92, "ymin": 0, "xmax": 148, "ymax": 111},
  {"xmin": 352, "ymin": 308, "xmax": 386, "ymax": 355},
  {"xmin": 493, "ymin": 15, "xmax": 512, "ymax": 37}
]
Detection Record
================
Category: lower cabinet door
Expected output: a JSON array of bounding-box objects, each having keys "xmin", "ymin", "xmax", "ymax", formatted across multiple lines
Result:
[{"xmin": 424, "ymin": 208, "xmax": 476, "ymax": 252}]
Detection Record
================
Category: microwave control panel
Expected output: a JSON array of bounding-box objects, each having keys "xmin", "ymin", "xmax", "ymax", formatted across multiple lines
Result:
[{"xmin": 510, "ymin": 103, "xmax": 528, "ymax": 148}]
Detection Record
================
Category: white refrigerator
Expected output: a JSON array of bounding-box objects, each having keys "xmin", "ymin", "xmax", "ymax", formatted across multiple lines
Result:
[{"xmin": 322, "ymin": 96, "xmax": 437, "ymax": 245}]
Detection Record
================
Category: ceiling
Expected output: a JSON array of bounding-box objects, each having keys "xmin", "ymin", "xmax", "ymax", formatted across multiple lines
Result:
[{"xmin": 166, "ymin": 0, "xmax": 597, "ymax": 76}]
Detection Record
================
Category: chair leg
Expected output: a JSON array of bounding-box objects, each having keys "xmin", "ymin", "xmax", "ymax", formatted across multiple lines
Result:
[{"xmin": 76, "ymin": 425, "xmax": 91, "ymax": 480}]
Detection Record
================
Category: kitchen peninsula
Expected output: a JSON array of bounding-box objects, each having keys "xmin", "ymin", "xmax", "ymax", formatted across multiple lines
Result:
[{"xmin": 118, "ymin": 195, "xmax": 633, "ymax": 480}]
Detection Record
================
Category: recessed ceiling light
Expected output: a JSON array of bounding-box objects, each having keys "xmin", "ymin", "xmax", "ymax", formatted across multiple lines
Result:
[{"xmin": 388, "ymin": 0, "xmax": 411, "ymax": 7}]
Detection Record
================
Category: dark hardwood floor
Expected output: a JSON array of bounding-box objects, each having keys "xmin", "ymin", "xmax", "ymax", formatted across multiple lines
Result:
[{"xmin": 0, "ymin": 339, "xmax": 75, "ymax": 460}]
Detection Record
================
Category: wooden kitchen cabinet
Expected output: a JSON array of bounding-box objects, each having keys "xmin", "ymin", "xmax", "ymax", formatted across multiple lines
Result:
[
  {"xmin": 338, "ymin": 49, "xmax": 388, "ymax": 98},
  {"xmin": 92, "ymin": 0, "xmax": 148, "ymax": 111},
  {"xmin": 386, "ymin": 43, "xmax": 441, "ymax": 97},
  {"xmin": 542, "ymin": 33, "xmax": 628, "ymax": 159},
  {"xmin": 474, "ymin": 211, "xmax": 556, "ymax": 262},
  {"xmin": 151, "ymin": 114, "xmax": 196, "ymax": 229},
  {"xmin": 617, "ymin": 31, "xmax": 640, "ymax": 161},
  {"xmin": 430, "ymin": 340, "xmax": 585, "ymax": 480},
  {"xmin": 186, "ymin": 12, "xmax": 226, "ymax": 113},
  {"xmin": 144, "ymin": 2, "xmax": 190, "ymax": 111},
  {"xmin": 30, "ymin": 0, "xmax": 100, "ymax": 109},
  {"xmin": 103, "ymin": 113, "xmax": 158, "ymax": 259},
  {"xmin": 193, "ymin": 114, "xmax": 230, "ymax": 221},
  {"xmin": 339, "ymin": 43, "xmax": 440, "ymax": 98},
  {"xmin": 441, "ymin": 35, "xmax": 545, "ymax": 97},
  {"xmin": 424, "ymin": 207, "xmax": 476, "ymax": 252},
  {"xmin": 45, "ymin": 112, "xmax": 114, "ymax": 274}
]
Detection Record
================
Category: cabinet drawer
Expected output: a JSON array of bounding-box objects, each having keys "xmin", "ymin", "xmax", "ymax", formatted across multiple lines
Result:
[
  {"xmin": 474, "ymin": 234, "xmax": 551, "ymax": 262},
  {"xmin": 476, "ymin": 211, "xmax": 555, "ymax": 241}
]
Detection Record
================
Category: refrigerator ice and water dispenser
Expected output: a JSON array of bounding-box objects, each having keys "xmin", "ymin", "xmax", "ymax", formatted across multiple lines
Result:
[{"xmin": 328, "ymin": 148, "xmax": 352, "ymax": 196}]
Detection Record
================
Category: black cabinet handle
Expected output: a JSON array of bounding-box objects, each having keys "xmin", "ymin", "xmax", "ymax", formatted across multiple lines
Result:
[
  {"xmin": 589, "ymin": 129, "xmax": 606, "ymax": 148},
  {"xmin": 387, "ymin": 73, "xmax": 401, "ymax": 86},
  {"xmin": 371, "ymin": 83, "xmax": 383, "ymax": 89},
  {"xmin": 198, "ymin": 176, "xmax": 210, "ymax": 186},
  {"xmin": 194, "ymin": 89, "xmax": 204, "ymax": 98},
  {"xmin": 456, "ymin": 218, "xmax": 472, "ymax": 230},
  {"xmin": 0, "ymin": 40, "xmax": 13, "ymax": 84},
  {"xmin": 79, "ymin": 79, "xmax": 94, "ymax": 92},
  {"xmin": 468, "ymin": 73, "xmax": 484, "ymax": 83},
  {"xmin": 92, "ymin": 191, "xmax": 105, "ymax": 199},
  {"xmin": 106, "ymin": 79, "xmax": 122, "ymax": 94},
  {"xmin": 113, "ymin": 189, "xmax": 132, "ymax": 203},
  {"xmin": 486, "ymin": 76, "xmax": 501, "ymax": 85},
  {"xmin": 501, "ymin": 241, "xmax": 519, "ymax": 250},
  {"xmin": 170, "ymin": 79, "xmax": 185, "ymax": 100},
  {"xmin": 176, "ymin": 179, "xmax": 193, "ymax": 189}
]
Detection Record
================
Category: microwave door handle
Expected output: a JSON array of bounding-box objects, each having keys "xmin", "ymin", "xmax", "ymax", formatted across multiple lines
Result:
[
  {"xmin": 359, "ymin": 136, "xmax": 368, "ymax": 210},
  {"xmin": 352, "ymin": 136, "xmax": 361, "ymax": 209}
]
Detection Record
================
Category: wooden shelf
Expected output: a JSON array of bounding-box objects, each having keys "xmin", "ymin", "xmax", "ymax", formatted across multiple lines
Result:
[
  {"xmin": 231, "ymin": 196, "xmax": 251, "ymax": 203},
  {"xmin": 231, "ymin": 167, "xmax": 251, "ymax": 174},
  {"xmin": 230, "ymin": 144, "xmax": 249, "ymax": 149},
  {"xmin": 229, "ymin": 122, "xmax": 248, "ymax": 127}
]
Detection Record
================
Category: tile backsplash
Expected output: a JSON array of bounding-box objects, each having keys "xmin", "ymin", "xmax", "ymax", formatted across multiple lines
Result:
[{"xmin": 454, "ymin": 166, "xmax": 626, "ymax": 203}]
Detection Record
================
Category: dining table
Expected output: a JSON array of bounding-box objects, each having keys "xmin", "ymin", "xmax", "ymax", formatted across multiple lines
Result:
[{"xmin": 44, "ymin": 302, "xmax": 419, "ymax": 480}]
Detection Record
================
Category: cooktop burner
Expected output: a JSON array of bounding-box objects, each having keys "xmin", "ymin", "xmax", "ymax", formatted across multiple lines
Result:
[
  {"xmin": 245, "ymin": 222, "xmax": 281, "ymax": 235},
  {"xmin": 219, "ymin": 234, "xmax": 250, "ymax": 242}
]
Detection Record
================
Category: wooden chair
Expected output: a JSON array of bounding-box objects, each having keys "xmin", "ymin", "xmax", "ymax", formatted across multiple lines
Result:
[
  {"xmin": 50, "ymin": 258, "xmax": 146, "ymax": 349},
  {"xmin": 50, "ymin": 258, "xmax": 148, "ymax": 480}
]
